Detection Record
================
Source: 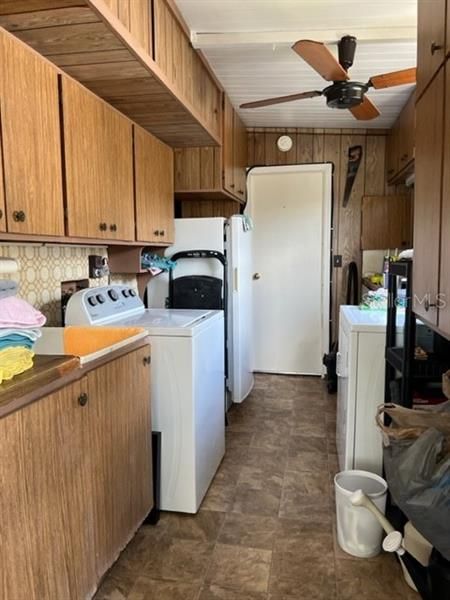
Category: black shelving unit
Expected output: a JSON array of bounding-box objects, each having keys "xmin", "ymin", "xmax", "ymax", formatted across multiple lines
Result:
[
  {"xmin": 384, "ymin": 259, "xmax": 415, "ymax": 408},
  {"xmin": 385, "ymin": 259, "xmax": 450, "ymax": 408}
]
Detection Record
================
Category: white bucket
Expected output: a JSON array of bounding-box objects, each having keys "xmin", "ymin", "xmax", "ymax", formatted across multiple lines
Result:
[{"xmin": 335, "ymin": 470, "xmax": 388, "ymax": 558}]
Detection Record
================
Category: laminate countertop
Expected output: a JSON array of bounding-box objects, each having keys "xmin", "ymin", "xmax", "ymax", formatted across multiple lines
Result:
[{"xmin": 0, "ymin": 336, "xmax": 151, "ymax": 419}]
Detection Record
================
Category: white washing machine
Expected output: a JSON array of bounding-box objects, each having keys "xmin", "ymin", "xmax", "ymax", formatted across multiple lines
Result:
[
  {"xmin": 336, "ymin": 306, "xmax": 390, "ymax": 476},
  {"xmin": 65, "ymin": 285, "xmax": 225, "ymax": 513}
]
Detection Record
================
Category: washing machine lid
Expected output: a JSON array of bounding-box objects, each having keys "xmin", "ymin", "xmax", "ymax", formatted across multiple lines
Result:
[{"xmin": 108, "ymin": 308, "xmax": 223, "ymax": 337}]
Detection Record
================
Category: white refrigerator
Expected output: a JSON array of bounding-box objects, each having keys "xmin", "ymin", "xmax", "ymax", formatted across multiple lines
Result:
[{"xmin": 147, "ymin": 216, "xmax": 254, "ymax": 405}]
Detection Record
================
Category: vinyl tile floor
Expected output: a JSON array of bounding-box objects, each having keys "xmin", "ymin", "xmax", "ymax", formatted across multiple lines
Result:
[{"xmin": 95, "ymin": 374, "xmax": 417, "ymax": 600}]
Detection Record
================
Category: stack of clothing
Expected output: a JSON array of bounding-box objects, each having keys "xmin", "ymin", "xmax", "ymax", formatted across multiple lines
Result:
[{"xmin": 0, "ymin": 296, "xmax": 46, "ymax": 384}]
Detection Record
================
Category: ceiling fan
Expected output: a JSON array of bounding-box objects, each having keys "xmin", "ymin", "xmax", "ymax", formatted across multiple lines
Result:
[{"xmin": 240, "ymin": 36, "xmax": 416, "ymax": 120}]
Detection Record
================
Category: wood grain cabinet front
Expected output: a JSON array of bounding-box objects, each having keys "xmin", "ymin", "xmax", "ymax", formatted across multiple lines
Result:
[
  {"xmin": 0, "ymin": 378, "xmax": 97, "ymax": 600},
  {"xmin": 0, "ymin": 346, "xmax": 153, "ymax": 600},
  {"xmin": 413, "ymin": 68, "xmax": 444, "ymax": 326},
  {"xmin": 0, "ymin": 30, "xmax": 64, "ymax": 236},
  {"xmin": 134, "ymin": 125, "xmax": 175, "ymax": 244},
  {"xmin": 61, "ymin": 76, "xmax": 135, "ymax": 241},
  {"xmin": 417, "ymin": 0, "xmax": 447, "ymax": 98}
]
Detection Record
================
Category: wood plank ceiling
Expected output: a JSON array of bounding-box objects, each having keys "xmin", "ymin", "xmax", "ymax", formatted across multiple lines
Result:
[
  {"xmin": 175, "ymin": 0, "xmax": 417, "ymax": 129},
  {"xmin": 0, "ymin": 0, "xmax": 219, "ymax": 147}
]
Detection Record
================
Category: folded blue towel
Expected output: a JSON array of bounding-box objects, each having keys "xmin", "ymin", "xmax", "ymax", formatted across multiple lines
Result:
[
  {"xmin": 0, "ymin": 335, "xmax": 34, "ymax": 350},
  {"xmin": 0, "ymin": 328, "xmax": 41, "ymax": 341}
]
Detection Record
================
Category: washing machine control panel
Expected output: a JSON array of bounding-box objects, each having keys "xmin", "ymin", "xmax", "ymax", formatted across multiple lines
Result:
[{"xmin": 65, "ymin": 285, "xmax": 145, "ymax": 325}]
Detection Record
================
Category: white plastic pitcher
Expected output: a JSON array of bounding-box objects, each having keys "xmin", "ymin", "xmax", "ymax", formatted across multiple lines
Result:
[{"xmin": 335, "ymin": 470, "xmax": 388, "ymax": 558}]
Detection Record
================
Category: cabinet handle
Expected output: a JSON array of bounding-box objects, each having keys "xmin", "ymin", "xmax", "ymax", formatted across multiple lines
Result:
[
  {"xmin": 159, "ymin": 230, "xmax": 165, "ymax": 236},
  {"xmin": 143, "ymin": 355, "xmax": 151, "ymax": 366},
  {"xmin": 99, "ymin": 222, "xmax": 107, "ymax": 231},
  {"xmin": 238, "ymin": 189, "xmax": 244, "ymax": 195},
  {"xmin": 13, "ymin": 210, "xmax": 26, "ymax": 222},
  {"xmin": 0, "ymin": 209, "xmax": 3, "ymax": 220},
  {"xmin": 387, "ymin": 168, "xmax": 395, "ymax": 175},
  {"xmin": 78, "ymin": 392, "xmax": 88, "ymax": 407},
  {"xmin": 230, "ymin": 184, "xmax": 235, "ymax": 188},
  {"xmin": 110, "ymin": 224, "xmax": 117, "ymax": 232},
  {"xmin": 424, "ymin": 298, "xmax": 437, "ymax": 312},
  {"xmin": 431, "ymin": 41, "xmax": 443, "ymax": 55},
  {"xmin": 153, "ymin": 230, "xmax": 160, "ymax": 236}
]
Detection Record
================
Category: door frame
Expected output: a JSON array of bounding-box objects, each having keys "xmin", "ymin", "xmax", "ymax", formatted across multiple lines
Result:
[{"xmin": 246, "ymin": 163, "xmax": 332, "ymax": 375}]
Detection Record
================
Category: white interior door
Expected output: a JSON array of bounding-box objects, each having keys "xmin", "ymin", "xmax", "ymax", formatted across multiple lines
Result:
[{"xmin": 247, "ymin": 164, "xmax": 332, "ymax": 375}]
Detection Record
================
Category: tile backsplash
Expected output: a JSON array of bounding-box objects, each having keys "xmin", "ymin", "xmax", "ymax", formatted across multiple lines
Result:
[{"xmin": 0, "ymin": 244, "xmax": 137, "ymax": 326}]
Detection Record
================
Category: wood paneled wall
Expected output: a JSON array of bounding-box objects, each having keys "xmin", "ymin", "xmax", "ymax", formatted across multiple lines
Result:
[
  {"xmin": 179, "ymin": 198, "xmax": 240, "ymax": 218},
  {"xmin": 247, "ymin": 127, "xmax": 407, "ymax": 339}
]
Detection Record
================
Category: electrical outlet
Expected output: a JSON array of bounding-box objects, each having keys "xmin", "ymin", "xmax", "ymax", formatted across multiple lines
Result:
[
  {"xmin": 333, "ymin": 255, "xmax": 343, "ymax": 268},
  {"xmin": 89, "ymin": 255, "xmax": 109, "ymax": 279}
]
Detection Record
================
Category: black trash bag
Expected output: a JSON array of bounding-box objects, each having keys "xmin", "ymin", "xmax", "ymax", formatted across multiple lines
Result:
[{"xmin": 384, "ymin": 428, "xmax": 450, "ymax": 561}]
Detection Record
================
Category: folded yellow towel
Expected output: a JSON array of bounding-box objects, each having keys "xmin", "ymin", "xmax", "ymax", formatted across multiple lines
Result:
[
  {"xmin": 0, "ymin": 347, "xmax": 34, "ymax": 384},
  {"xmin": 64, "ymin": 326, "xmax": 146, "ymax": 357}
]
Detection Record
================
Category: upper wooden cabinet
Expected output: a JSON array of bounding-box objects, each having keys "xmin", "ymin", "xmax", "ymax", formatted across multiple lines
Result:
[
  {"xmin": 62, "ymin": 76, "xmax": 135, "ymax": 241},
  {"xmin": 413, "ymin": 67, "xmax": 444, "ymax": 327},
  {"xmin": 0, "ymin": 129, "xmax": 5, "ymax": 233},
  {"xmin": 154, "ymin": 0, "xmax": 222, "ymax": 141},
  {"xmin": 0, "ymin": 30, "xmax": 64, "ymax": 236},
  {"xmin": 103, "ymin": 0, "xmax": 153, "ymax": 56},
  {"xmin": 386, "ymin": 90, "xmax": 415, "ymax": 184},
  {"xmin": 438, "ymin": 61, "xmax": 450, "ymax": 334},
  {"xmin": 417, "ymin": 0, "xmax": 446, "ymax": 98},
  {"xmin": 174, "ymin": 96, "xmax": 248, "ymax": 204},
  {"xmin": 134, "ymin": 125, "xmax": 175, "ymax": 244},
  {"xmin": 361, "ymin": 196, "xmax": 412, "ymax": 251}
]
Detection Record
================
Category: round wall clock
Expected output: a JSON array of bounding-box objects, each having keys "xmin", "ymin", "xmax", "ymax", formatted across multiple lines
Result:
[{"xmin": 277, "ymin": 135, "xmax": 293, "ymax": 152}]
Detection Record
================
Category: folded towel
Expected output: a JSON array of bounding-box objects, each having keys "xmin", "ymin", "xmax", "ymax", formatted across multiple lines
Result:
[
  {"xmin": 0, "ymin": 335, "xmax": 34, "ymax": 350},
  {"xmin": 0, "ymin": 347, "xmax": 34, "ymax": 384},
  {"xmin": 64, "ymin": 326, "xmax": 146, "ymax": 357},
  {"xmin": 0, "ymin": 297, "xmax": 46, "ymax": 328},
  {"xmin": 0, "ymin": 328, "xmax": 42, "ymax": 341}
]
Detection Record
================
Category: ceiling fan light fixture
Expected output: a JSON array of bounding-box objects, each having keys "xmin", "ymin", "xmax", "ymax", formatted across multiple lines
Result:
[{"xmin": 324, "ymin": 81, "xmax": 368, "ymax": 109}]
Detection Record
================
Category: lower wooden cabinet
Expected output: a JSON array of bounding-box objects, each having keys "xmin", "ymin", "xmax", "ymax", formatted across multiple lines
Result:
[
  {"xmin": 413, "ymin": 68, "xmax": 445, "ymax": 326},
  {"xmin": 134, "ymin": 125, "xmax": 174, "ymax": 244},
  {"xmin": 0, "ymin": 346, "xmax": 152, "ymax": 600},
  {"xmin": 87, "ymin": 346, "xmax": 153, "ymax": 576},
  {"xmin": 0, "ymin": 130, "xmax": 5, "ymax": 233}
]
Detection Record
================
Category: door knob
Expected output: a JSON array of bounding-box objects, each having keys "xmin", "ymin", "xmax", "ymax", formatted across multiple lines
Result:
[
  {"xmin": 430, "ymin": 41, "xmax": 443, "ymax": 55},
  {"xmin": 253, "ymin": 273, "xmax": 261, "ymax": 280}
]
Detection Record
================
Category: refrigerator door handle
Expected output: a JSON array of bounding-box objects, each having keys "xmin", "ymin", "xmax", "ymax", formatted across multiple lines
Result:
[{"xmin": 234, "ymin": 267, "xmax": 239, "ymax": 292}]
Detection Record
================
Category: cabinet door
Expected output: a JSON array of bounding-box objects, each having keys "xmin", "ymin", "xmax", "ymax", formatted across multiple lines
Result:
[
  {"xmin": 233, "ymin": 111, "xmax": 248, "ymax": 202},
  {"xmin": 134, "ymin": 125, "xmax": 174, "ymax": 244},
  {"xmin": 0, "ymin": 31, "xmax": 64, "ymax": 236},
  {"xmin": 87, "ymin": 346, "xmax": 153, "ymax": 576},
  {"xmin": 413, "ymin": 68, "xmax": 444, "ymax": 325},
  {"xmin": 0, "ymin": 126, "xmax": 5, "ymax": 232},
  {"xmin": 397, "ymin": 91, "xmax": 416, "ymax": 169},
  {"xmin": 361, "ymin": 196, "xmax": 412, "ymax": 250},
  {"xmin": 223, "ymin": 95, "xmax": 235, "ymax": 194},
  {"xmin": 417, "ymin": 0, "xmax": 446, "ymax": 97},
  {"xmin": 385, "ymin": 128, "xmax": 398, "ymax": 182},
  {"xmin": 0, "ymin": 379, "xmax": 96, "ymax": 600},
  {"xmin": 62, "ymin": 76, "xmax": 135, "ymax": 241},
  {"xmin": 439, "ymin": 63, "xmax": 450, "ymax": 334}
]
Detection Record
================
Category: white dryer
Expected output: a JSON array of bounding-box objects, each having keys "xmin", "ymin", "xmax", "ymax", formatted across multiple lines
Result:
[{"xmin": 65, "ymin": 285, "xmax": 225, "ymax": 513}]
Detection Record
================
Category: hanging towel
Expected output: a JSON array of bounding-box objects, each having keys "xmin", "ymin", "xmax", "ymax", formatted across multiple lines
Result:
[
  {"xmin": 0, "ymin": 347, "xmax": 34, "ymax": 384},
  {"xmin": 0, "ymin": 296, "xmax": 46, "ymax": 328},
  {"xmin": 0, "ymin": 335, "xmax": 35, "ymax": 350},
  {"xmin": 0, "ymin": 328, "xmax": 42, "ymax": 342}
]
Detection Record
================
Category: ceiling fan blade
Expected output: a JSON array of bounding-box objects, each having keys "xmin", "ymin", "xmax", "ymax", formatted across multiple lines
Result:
[
  {"xmin": 369, "ymin": 67, "xmax": 416, "ymax": 89},
  {"xmin": 350, "ymin": 96, "xmax": 381, "ymax": 120},
  {"xmin": 292, "ymin": 40, "xmax": 349, "ymax": 82},
  {"xmin": 240, "ymin": 90, "xmax": 322, "ymax": 109}
]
